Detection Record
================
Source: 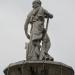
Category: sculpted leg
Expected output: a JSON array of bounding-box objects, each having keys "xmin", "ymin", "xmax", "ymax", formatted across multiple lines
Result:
[
  {"xmin": 39, "ymin": 34, "xmax": 54, "ymax": 61},
  {"xmin": 25, "ymin": 40, "xmax": 41, "ymax": 61}
]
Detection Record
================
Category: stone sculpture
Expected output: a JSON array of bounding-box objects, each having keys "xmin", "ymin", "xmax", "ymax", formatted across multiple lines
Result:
[{"xmin": 24, "ymin": 0, "xmax": 54, "ymax": 61}]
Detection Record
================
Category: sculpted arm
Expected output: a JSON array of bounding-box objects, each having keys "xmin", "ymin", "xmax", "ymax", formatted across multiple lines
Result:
[
  {"xmin": 24, "ymin": 14, "xmax": 31, "ymax": 39},
  {"xmin": 44, "ymin": 9, "xmax": 53, "ymax": 19}
]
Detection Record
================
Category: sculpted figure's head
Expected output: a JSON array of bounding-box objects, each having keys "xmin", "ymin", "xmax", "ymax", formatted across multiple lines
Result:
[{"xmin": 32, "ymin": 0, "xmax": 41, "ymax": 8}]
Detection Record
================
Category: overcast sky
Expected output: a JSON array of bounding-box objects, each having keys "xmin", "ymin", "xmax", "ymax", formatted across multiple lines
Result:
[{"xmin": 0, "ymin": 0, "xmax": 75, "ymax": 75}]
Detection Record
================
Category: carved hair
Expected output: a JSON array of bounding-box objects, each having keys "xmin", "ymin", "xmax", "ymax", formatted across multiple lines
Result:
[{"xmin": 32, "ymin": 0, "xmax": 41, "ymax": 6}]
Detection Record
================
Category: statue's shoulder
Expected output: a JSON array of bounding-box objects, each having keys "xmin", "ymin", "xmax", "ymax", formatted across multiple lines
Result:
[
  {"xmin": 39, "ymin": 7, "xmax": 44, "ymax": 11},
  {"xmin": 37, "ymin": 7, "xmax": 45, "ymax": 15}
]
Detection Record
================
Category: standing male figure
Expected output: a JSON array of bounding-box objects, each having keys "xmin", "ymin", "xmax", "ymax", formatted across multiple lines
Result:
[{"xmin": 24, "ymin": 0, "xmax": 54, "ymax": 61}]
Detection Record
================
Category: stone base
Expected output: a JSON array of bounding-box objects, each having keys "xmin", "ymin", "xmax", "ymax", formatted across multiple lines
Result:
[{"xmin": 4, "ymin": 61, "xmax": 74, "ymax": 75}]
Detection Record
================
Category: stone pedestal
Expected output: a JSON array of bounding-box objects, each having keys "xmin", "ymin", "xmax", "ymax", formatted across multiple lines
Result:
[{"xmin": 4, "ymin": 61, "xmax": 74, "ymax": 75}]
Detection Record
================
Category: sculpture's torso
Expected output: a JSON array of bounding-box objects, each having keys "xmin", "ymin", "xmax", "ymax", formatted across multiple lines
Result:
[{"xmin": 29, "ymin": 7, "xmax": 45, "ymax": 40}]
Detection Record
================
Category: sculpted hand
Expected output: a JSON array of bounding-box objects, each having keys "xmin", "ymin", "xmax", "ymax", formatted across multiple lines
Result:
[{"xmin": 26, "ymin": 33, "xmax": 30, "ymax": 39}]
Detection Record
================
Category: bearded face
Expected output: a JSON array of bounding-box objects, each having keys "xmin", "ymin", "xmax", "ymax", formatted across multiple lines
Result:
[{"xmin": 32, "ymin": 1, "xmax": 41, "ymax": 9}]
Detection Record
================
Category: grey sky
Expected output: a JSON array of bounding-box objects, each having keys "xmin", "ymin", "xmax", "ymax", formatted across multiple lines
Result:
[{"xmin": 0, "ymin": 0, "xmax": 75, "ymax": 75}]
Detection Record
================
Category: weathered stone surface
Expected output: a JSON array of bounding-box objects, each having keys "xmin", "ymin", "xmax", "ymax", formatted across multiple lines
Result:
[
  {"xmin": 4, "ymin": 61, "xmax": 74, "ymax": 75},
  {"xmin": 24, "ymin": 0, "xmax": 53, "ymax": 61}
]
